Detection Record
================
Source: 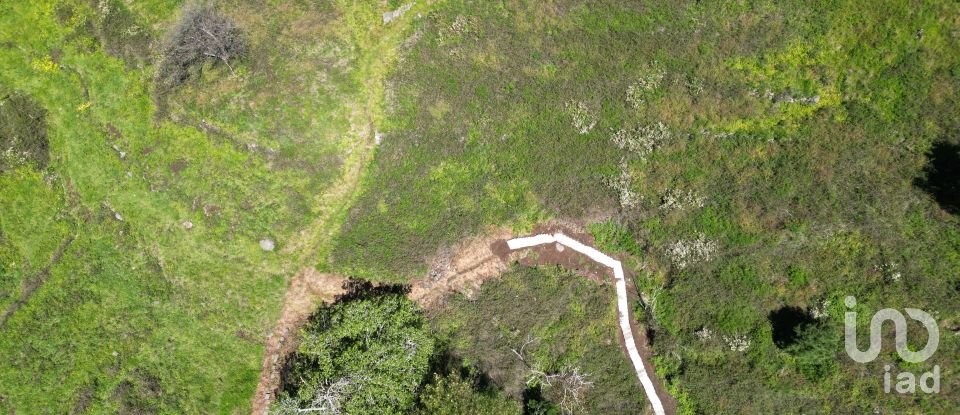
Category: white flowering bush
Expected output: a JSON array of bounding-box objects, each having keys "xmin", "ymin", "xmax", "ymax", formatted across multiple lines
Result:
[
  {"xmin": 694, "ymin": 327, "xmax": 714, "ymax": 341},
  {"xmin": 667, "ymin": 234, "xmax": 717, "ymax": 269},
  {"xmin": 610, "ymin": 122, "xmax": 671, "ymax": 158},
  {"xmin": 565, "ymin": 100, "xmax": 597, "ymax": 135},
  {"xmin": 810, "ymin": 299, "xmax": 832, "ymax": 320},
  {"xmin": 684, "ymin": 76, "xmax": 705, "ymax": 96},
  {"xmin": 1, "ymin": 147, "xmax": 30, "ymax": 170},
  {"xmin": 660, "ymin": 188, "xmax": 705, "ymax": 211},
  {"xmin": 723, "ymin": 333, "xmax": 752, "ymax": 352},
  {"xmin": 602, "ymin": 161, "xmax": 642, "ymax": 209},
  {"xmin": 625, "ymin": 68, "xmax": 665, "ymax": 108},
  {"xmin": 877, "ymin": 262, "xmax": 902, "ymax": 282}
]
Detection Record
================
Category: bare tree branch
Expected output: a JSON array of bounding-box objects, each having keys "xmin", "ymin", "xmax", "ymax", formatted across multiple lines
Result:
[
  {"xmin": 156, "ymin": 3, "xmax": 246, "ymax": 91},
  {"xmin": 509, "ymin": 335, "xmax": 594, "ymax": 415}
]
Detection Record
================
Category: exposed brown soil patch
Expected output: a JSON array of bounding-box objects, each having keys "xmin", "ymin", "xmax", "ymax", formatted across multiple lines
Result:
[
  {"xmin": 512, "ymin": 223, "xmax": 608, "ymax": 283},
  {"xmin": 409, "ymin": 227, "xmax": 514, "ymax": 308},
  {"xmin": 169, "ymin": 159, "xmax": 189, "ymax": 174},
  {"xmin": 412, "ymin": 222, "xmax": 609, "ymax": 308},
  {"xmin": 251, "ymin": 268, "xmax": 347, "ymax": 415},
  {"xmin": 69, "ymin": 384, "xmax": 94, "ymax": 415}
]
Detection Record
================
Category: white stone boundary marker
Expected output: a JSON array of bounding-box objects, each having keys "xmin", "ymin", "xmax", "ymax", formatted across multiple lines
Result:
[{"xmin": 507, "ymin": 233, "xmax": 667, "ymax": 415}]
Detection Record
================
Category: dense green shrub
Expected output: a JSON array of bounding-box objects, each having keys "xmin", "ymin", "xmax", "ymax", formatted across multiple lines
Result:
[
  {"xmin": 0, "ymin": 91, "xmax": 48, "ymax": 173},
  {"xmin": 786, "ymin": 323, "xmax": 840, "ymax": 381},
  {"xmin": 274, "ymin": 288, "xmax": 434, "ymax": 415},
  {"xmin": 415, "ymin": 372, "xmax": 521, "ymax": 415}
]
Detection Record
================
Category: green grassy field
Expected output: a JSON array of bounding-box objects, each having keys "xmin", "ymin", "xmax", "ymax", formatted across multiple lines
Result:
[
  {"xmin": 0, "ymin": 1, "xmax": 419, "ymax": 412},
  {"xmin": 430, "ymin": 265, "xmax": 647, "ymax": 414},
  {"xmin": 331, "ymin": 0, "xmax": 960, "ymax": 412},
  {"xmin": 2, "ymin": 0, "xmax": 959, "ymax": 413}
]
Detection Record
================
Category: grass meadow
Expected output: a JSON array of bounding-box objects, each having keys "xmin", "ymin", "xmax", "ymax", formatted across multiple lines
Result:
[
  {"xmin": 430, "ymin": 265, "xmax": 647, "ymax": 414},
  {"xmin": 0, "ymin": 0, "xmax": 418, "ymax": 412},
  {"xmin": 1, "ymin": 0, "xmax": 958, "ymax": 413},
  {"xmin": 332, "ymin": 0, "xmax": 960, "ymax": 412}
]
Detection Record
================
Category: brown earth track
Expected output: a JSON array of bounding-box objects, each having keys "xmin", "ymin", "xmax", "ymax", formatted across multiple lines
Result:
[
  {"xmin": 511, "ymin": 223, "xmax": 609, "ymax": 283},
  {"xmin": 251, "ymin": 268, "xmax": 347, "ymax": 415},
  {"xmin": 254, "ymin": 223, "xmax": 677, "ymax": 414},
  {"xmin": 408, "ymin": 227, "xmax": 515, "ymax": 309}
]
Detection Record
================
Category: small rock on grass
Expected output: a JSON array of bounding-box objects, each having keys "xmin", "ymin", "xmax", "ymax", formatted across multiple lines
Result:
[{"xmin": 259, "ymin": 239, "xmax": 275, "ymax": 252}]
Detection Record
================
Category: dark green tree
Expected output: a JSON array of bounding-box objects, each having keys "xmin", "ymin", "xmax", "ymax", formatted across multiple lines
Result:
[
  {"xmin": 273, "ymin": 290, "xmax": 434, "ymax": 415},
  {"xmin": 415, "ymin": 372, "xmax": 521, "ymax": 415},
  {"xmin": 786, "ymin": 323, "xmax": 840, "ymax": 381}
]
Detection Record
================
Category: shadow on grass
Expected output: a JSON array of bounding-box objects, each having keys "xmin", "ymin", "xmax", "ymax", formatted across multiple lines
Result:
[
  {"xmin": 769, "ymin": 306, "xmax": 815, "ymax": 349},
  {"xmin": 916, "ymin": 141, "xmax": 960, "ymax": 215}
]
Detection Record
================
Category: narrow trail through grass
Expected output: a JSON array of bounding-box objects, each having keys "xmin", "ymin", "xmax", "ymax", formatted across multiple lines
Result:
[
  {"xmin": 255, "ymin": 3, "xmax": 435, "ymax": 412},
  {"xmin": 0, "ymin": 235, "xmax": 74, "ymax": 328},
  {"xmin": 283, "ymin": 1, "xmax": 438, "ymax": 269}
]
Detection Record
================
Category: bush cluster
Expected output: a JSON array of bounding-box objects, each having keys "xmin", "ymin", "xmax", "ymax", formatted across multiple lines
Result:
[
  {"xmin": 156, "ymin": 4, "xmax": 246, "ymax": 92},
  {"xmin": 0, "ymin": 91, "xmax": 48, "ymax": 173}
]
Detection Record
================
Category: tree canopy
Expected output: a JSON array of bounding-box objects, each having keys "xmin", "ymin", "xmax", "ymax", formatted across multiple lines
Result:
[{"xmin": 274, "ymin": 290, "xmax": 434, "ymax": 414}]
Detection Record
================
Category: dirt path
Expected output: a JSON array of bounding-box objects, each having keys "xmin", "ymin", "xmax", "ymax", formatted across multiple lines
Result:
[
  {"xmin": 408, "ymin": 228, "xmax": 514, "ymax": 308},
  {"xmin": 256, "ymin": 225, "xmax": 676, "ymax": 414},
  {"xmin": 406, "ymin": 224, "xmax": 677, "ymax": 415},
  {"xmin": 254, "ymin": 227, "xmax": 512, "ymax": 412},
  {"xmin": 0, "ymin": 235, "xmax": 75, "ymax": 329},
  {"xmin": 250, "ymin": 268, "xmax": 347, "ymax": 415},
  {"xmin": 281, "ymin": 1, "xmax": 436, "ymax": 268},
  {"xmin": 408, "ymin": 223, "xmax": 607, "ymax": 307},
  {"xmin": 253, "ymin": 4, "xmax": 439, "ymax": 412}
]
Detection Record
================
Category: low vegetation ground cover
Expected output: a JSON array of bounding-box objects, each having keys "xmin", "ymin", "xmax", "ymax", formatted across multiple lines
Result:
[
  {"xmin": 430, "ymin": 265, "xmax": 647, "ymax": 414},
  {"xmin": 2, "ymin": 0, "xmax": 959, "ymax": 413},
  {"xmin": 332, "ymin": 0, "xmax": 960, "ymax": 412},
  {"xmin": 0, "ymin": 1, "xmax": 415, "ymax": 412}
]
